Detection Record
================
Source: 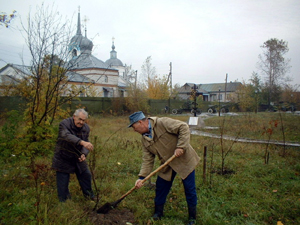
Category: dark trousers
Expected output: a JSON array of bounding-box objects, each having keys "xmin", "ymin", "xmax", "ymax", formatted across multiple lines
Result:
[
  {"xmin": 155, "ymin": 170, "xmax": 197, "ymax": 206},
  {"xmin": 56, "ymin": 169, "xmax": 94, "ymax": 202}
]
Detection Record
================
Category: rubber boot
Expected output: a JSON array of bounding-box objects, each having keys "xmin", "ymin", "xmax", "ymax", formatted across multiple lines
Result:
[
  {"xmin": 152, "ymin": 204, "xmax": 164, "ymax": 221},
  {"xmin": 187, "ymin": 205, "xmax": 197, "ymax": 225}
]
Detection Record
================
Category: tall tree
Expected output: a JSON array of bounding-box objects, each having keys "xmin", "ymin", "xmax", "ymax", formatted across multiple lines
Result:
[
  {"xmin": 147, "ymin": 75, "xmax": 170, "ymax": 99},
  {"xmin": 236, "ymin": 81, "xmax": 256, "ymax": 112},
  {"xmin": 11, "ymin": 3, "xmax": 85, "ymax": 160},
  {"xmin": 124, "ymin": 83, "xmax": 149, "ymax": 113},
  {"xmin": 258, "ymin": 38, "xmax": 291, "ymax": 105},
  {"xmin": 140, "ymin": 56, "xmax": 171, "ymax": 99},
  {"xmin": 141, "ymin": 56, "xmax": 156, "ymax": 88},
  {"xmin": 249, "ymin": 72, "xmax": 262, "ymax": 91}
]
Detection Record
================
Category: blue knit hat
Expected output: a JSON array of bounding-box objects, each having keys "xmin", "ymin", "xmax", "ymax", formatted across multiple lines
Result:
[{"xmin": 128, "ymin": 111, "xmax": 146, "ymax": 128}]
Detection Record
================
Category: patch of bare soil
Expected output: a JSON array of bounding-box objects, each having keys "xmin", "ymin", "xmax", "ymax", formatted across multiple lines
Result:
[{"xmin": 88, "ymin": 208, "xmax": 136, "ymax": 225}]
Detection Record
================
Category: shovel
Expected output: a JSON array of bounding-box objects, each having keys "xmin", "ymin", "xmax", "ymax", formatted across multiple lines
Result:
[{"xmin": 97, "ymin": 154, "xmax": 176, "ymax": 214}]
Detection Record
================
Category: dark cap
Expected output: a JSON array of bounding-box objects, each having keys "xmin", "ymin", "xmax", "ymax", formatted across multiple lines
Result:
[{"xmin": 128, "ymin": 111, "xmax": 145, "ymax": 128}]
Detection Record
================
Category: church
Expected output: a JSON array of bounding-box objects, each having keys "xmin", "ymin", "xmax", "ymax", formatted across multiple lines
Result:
[{"xmin": 0, "ymin": 8, "xmax": 129, "ymax": 98}]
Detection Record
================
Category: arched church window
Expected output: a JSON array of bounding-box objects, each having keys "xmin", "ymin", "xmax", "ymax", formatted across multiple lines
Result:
[{"xmin": 72, "ymin": 49, "xmax": 77, "ymax": 57}]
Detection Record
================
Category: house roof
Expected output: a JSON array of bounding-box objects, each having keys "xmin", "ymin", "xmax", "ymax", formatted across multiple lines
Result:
[
  {"xmin": 177, "ymin": 83, "xmax": 208, "ymax": 95},
  {"xmin": 66, "ymin": 71, "xmax": 94, "ymax": 83},
  {"xmin": 0, "ymin": 63, "xmax": 94, "ymax": 84},
  {"xmin": 199, "ymin": 82, "xmax": 241, "ymax": 92},
  {"xmin": 177, "ymin": 82, "xmax": 242, "ymax": 100},
  {"xmin": 0, "ymin": 74, "xmax": 20, "ymax": 85},
  {"xmin": 0, "ymin": 64, "xmax": 32, "ymax": 77},
  {"xmin": 67, "ymin": 53, "xmax": 110, "ymax": 70},
  {"xmin": 179, "ymin": 82, "xmax": 242, "ymax": 93}
]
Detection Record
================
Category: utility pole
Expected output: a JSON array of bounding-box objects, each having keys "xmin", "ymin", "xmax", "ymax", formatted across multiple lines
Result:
[
  {"xmin": 135, "ymin": 70, "xmax": 137, "ymax": 89},
  {"xmin": 218, "ymin": 87, "xmax": 221, "ymax": 117},
  {"xmin": 167, "ymin": 62, "xmax": 172, "ymax": 114},
  {"xmin": 169, "ymin": 62, "xmax": 172, "ymax": 95},
  {"xmin": 224, "ymin": 73, "xmax": 228, "ymax": 102}
]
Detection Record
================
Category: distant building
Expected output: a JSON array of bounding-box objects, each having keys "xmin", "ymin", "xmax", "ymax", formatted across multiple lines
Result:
[
  {"xmin": 0, "ymin": 64, "xmax": 31, "ymax": 95},
  {"xmin": 177, "ymin": 82, "xmax": 242, "ymax": 102},
  {"xmin": 0, "ymin": 7, "xmax": 129, "ymax": 98},
  {"xmin": 66, "ymin": 8, "xmax": 128, "ymax": 97}
]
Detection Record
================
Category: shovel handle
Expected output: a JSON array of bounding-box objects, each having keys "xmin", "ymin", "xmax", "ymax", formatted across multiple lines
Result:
[
  {"xmin": 141, "ymin": 154, "xmax": 177, "ymax": 184},
  {"xmin": 119, "ymin": 154, "xmax": 177, "ymax": 200}
]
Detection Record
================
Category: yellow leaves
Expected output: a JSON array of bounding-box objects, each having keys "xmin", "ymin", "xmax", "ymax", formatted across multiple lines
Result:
[
  {"xmin": 146, "ymin": 75, "xmax": 170, "ymax": 99},
  {"xmin": 277, "ymin": 221, "xmax": 284, "ymax": 225},
  {"xmin": 236, "ymin": 83, "xmax": 257, "ymax": 111}
]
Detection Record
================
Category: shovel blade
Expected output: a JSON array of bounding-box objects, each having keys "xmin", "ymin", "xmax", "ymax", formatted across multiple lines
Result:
[
  {"xmin": 97, "ymin": 198, "xmax": 123, "ymax": 214},
  {"xmin": 97, "ymin": 202, "xmax": 113, "ymax": 214}
]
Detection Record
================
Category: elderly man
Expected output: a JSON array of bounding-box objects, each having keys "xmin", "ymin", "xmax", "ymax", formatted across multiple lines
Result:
[
  {"xmin": 52, "ymin": 108, "xmax": 94, "ymax": 202},
  {"xmin": 128, "ymin": 111, "xmax": 200, "ymax": 225}
]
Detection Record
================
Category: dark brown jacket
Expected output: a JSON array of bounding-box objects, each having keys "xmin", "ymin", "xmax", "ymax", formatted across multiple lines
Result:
[{"xmin": 52, "ymin": 117, "xmax": 90, "ymax": 174}]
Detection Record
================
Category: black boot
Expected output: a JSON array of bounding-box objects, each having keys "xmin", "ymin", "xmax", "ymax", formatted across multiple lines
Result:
[
  {"xmin": 187, "ymin": 205, "xmax": 197, "ymax": 225},
  {"xmin": 152, "ymin": 204, "xmax": 164, "ymax": 221}
]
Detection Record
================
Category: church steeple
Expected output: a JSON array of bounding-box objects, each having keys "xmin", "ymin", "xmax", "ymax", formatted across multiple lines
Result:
[
  {"xmin": 76, "ymin": 6, "xmax": 82, "ymax": 35},
  {"xmin": 67, "ymin": 7, "xmax": 109, "ymax": 70},
  {"xmin": 69, "ymin": 6, "xmax": 93, "ymax": 59},
  {"xmin": 110, "ymin": 37, "xmax": 117, "ymax": 59},
  {"xmin": 105, "ymin": 37, "xmax": 123, "ymax": 67}
]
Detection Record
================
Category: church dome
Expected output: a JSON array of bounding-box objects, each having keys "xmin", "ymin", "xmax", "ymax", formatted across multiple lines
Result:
[
  {"xmin": 67, "ymin": 8, "xmax": 109, "ymax": 70},
  {"xmin": 105, "ymin": 38, "xmax": 123, "ymax": 67},
  {"xmin": 105, "ymin": 58, "xmax": 123, "ymax": 67},
  {"xmin": 70, "ymin": 35, "xmax": 93, "ymax": 54},
  {"xmin": 69, "ymin": 8, "xmax": 93, "ymax": 57}
]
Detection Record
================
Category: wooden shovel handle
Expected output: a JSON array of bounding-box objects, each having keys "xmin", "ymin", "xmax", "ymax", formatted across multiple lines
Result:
[
  {"xmin": 119, "ymin": 154, "xmax": 177, "ymax": 200},
  {"xmin": 141, "ymin": 154, "xmax": 177, "ymax": 184}
]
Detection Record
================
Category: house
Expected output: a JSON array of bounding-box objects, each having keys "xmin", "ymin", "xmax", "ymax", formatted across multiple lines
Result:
[
  {"xmin": 177, "ymin": 82, "xmax": 242, "ymax": 102},
  {"xmin": 0, "ymin": 63, "xmax": 96, "ymax": 96},
  {"xmin": 0, "ymin": 64, "xmax": 31, "ymax": 95}
]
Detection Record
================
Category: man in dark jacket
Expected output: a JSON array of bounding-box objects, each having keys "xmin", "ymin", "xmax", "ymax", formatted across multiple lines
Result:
[{"xmin": 52, "ymin": 108, "xmax": 94, "ymax": 202}]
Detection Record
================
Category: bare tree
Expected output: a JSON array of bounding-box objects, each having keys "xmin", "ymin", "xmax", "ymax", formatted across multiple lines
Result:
[
  {"xmin": 124, "ymin": 64, "xmax": 137, "ymax": 86},
  {"xmin": 257, "ymin": 38, "xmax": 291, "ymax": 106},
  {"xmin": 141, "ymin": 56, "xmax": 156, "ymax": 88},
  {"xmin": 10, "ymin": 3, "xmax": 89, "ymax": 161},
  {"xmin": 20, "ymin": 3, "xmax": 78, "ymax": 126}
]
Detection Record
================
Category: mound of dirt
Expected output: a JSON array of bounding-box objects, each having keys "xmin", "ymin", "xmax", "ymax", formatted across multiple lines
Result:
[{"xmin": 89, "ymin": 208, "xmax": 136, "ymax": 225}]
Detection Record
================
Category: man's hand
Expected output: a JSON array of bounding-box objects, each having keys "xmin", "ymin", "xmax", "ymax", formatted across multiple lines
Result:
[
  {"xmin": 135, "ymin": 179, "xmax": 144, "ymax": 189},
  {"xmin": 78, "ymin": 154, "xmax": 86, "ymax": 162},
  {"xmin": 80, "ymin": 140, "xmax": 94, "ymax": 151},
  {"xmin": 174, "ymin": 148, "xmax": 184, "ymax": 157}
]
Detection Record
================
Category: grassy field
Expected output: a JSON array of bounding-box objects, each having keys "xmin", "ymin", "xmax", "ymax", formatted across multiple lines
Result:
[{"xmin": 1, "ymin": 112, "xmax": 300, "ymax": 225}]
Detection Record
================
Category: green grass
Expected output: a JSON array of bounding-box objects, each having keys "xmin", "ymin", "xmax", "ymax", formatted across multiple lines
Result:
[
  {"xmin": 202, "ymin": 112, "xmax": 300, "ymax": 142},
  {"xmin": 1, "ymin": 113, "xmax": 300, "ymax": 224}
]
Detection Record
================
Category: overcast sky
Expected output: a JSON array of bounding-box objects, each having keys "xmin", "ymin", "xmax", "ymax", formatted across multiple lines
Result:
[{"xmin": 1, "ymin": 0, "xmax": 299, "ymax": 87}]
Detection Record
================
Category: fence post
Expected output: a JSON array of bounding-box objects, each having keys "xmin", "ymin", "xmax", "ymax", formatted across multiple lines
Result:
[{"xmin": 203, "ymin": 146, "xmax": 207, "ymax": 184}]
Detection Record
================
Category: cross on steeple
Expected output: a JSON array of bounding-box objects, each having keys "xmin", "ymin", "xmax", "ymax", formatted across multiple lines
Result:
[{"xmin": 83, "ymin": 16, "xmax": 89, "ymax": 37}]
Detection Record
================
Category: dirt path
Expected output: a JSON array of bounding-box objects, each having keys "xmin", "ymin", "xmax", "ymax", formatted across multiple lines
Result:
[{"xmin": 190, "ymin": 129, "xmax": 300, "ymax": 147}]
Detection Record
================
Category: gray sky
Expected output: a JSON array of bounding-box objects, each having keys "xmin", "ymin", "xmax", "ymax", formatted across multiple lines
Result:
[{"xmin": 1, "ymin": 0, "xmax": 299, "ymax": 87}]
